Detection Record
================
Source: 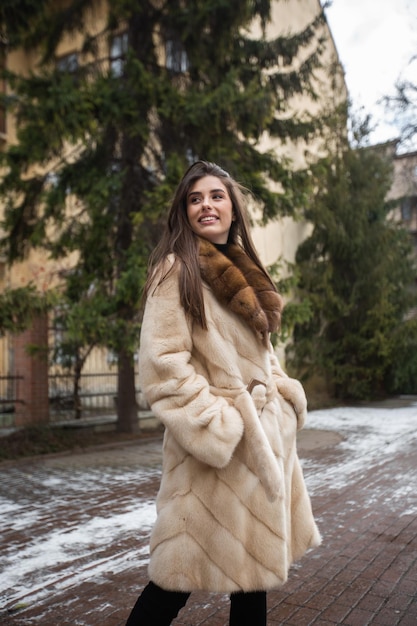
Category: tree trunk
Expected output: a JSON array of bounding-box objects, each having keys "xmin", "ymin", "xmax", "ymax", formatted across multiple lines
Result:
[
  {"xmin": 114, "ymin": 10, "xmax": 154, "ymax": 433},
  {"xmin": 117, "ymin": 348, "xmax": 139, "ymax": 433}
]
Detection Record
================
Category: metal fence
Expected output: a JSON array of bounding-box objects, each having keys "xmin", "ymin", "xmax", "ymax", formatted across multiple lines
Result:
[
  {"xmin": 49, "ymin": 372, "xmax": 120, "ymax": 420},
  {"xmin": 0, "ymin": 375, "xmax": 23, "ymax": 428},
  {"xmin": 0, "ymin": 370, "xmax": 142, "ymax": 426}
]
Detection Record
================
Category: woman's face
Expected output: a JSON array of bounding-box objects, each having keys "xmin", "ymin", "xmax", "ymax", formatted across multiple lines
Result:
[{"xmin": 186, "ymin": 175, "xmax": 234, "ymax": 245}]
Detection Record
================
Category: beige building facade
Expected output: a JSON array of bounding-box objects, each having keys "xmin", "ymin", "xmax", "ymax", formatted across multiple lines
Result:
[
  {"xmin": 389, "ymin": 149, "xmax": 417, "ymax": 246},
  {"xmin": 388, "ymin": 148, "xmax": 417, "ymax": 314},
  {"xmin": 252, "ymin": 0, "xmax": 345, "ymax": 266},
  {"xmin": 0, "ymin": 0, "xmax": 346, "ymax": 426}
]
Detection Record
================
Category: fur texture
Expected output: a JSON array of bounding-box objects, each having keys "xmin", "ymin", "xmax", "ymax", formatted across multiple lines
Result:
[
  {"xmin": 138, "ymin": 244, "xmax": 321, "ymax": 593},
  {"xmin": 198, "ymin": 238, "xmax": 283, "ymax": 345}
]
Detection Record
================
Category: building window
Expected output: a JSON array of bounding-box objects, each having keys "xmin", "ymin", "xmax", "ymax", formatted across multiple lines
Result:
[
  {"xmin": 401, "ymin": 196, "xmax": 417, "ymax": 222},
  {"xmin": 166, "ymin": 39, "xmax": 189, "ymax": 73},
  {"xmin": 110, "ymin": 32, "xmax": 128, "ymax": 77},
  {"xmin": 56, "ymin": 52, "xmax": 78, "ymax": 73},
  {"xmin": 401, "ymin": 198, "xmax": 412, "ymax": 221}
]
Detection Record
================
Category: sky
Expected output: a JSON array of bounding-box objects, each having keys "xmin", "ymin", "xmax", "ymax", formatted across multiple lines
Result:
[{"xmin": 323, "ymin": 0, "xmax": 417, "ymax": 145}]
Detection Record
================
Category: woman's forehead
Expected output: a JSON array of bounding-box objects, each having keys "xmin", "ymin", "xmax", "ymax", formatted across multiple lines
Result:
[{"xmin": 188, "ymin": 175, "xmax": 228, "ymax": 194}]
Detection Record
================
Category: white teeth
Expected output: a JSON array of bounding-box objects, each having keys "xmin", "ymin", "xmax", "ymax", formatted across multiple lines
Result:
[{"xmin": 200, "ymin": 216, "xmax": 217, "ymax": 223}]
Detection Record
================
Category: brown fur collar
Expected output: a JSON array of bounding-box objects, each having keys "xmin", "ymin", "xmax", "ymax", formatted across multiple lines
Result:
[{"xmin": 198, "ymin": 238, "xmax": 283, "ymax": 345}]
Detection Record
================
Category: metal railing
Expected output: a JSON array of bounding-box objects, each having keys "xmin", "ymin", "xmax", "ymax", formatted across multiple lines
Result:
[
  {"xmin": 49, "ymin": 372, "xmax": 120, "ymax": 419},
  {"xmin": 0, "ymin": 371, "xmax": 142, "ymax": 425},
  {"xmin": 0, "ymin": 375, "xmax": 23, "ymax": 407},
  {"xmin": 0, "ymin": 375, "xmax": 23, "ymax": 428},
  {"xmin": 48, "ymin": 371, "xmax": 143, "ymax": 421}
]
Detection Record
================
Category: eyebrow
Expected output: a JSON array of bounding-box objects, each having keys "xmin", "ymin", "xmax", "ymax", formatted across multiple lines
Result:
[{"xmin": 188, "ymin": 188, "xmax": 226, "ymax": 197}]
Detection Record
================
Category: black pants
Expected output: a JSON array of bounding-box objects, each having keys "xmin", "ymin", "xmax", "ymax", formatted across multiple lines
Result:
[{"xmin": 125, "ymin": 580, "xmax": 267, "ymax": 626}]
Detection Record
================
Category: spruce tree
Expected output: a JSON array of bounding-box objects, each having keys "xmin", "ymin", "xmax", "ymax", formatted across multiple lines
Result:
[
  {"xmin": 286, "ymin": 125, "xmax": 417, "ymax": 400},
  {"xmin": 0, "ymin": 0, "xmax": 327, "ymax": 430}
]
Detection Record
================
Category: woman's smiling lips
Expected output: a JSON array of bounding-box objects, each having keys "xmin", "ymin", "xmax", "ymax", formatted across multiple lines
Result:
[{"xmin": 199, "ymin": 214, "xmax": 219, "ymax": 223}]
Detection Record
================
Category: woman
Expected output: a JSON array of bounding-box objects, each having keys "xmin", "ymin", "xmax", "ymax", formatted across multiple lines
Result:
[{"xmin": 126, "ymin": 161, "xmax": 321, "ymax": 626}]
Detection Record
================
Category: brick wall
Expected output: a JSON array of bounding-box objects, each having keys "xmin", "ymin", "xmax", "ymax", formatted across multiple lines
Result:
[{"xmin": 14, "ymin": 315, "xmax": 49, "ymax": 426}]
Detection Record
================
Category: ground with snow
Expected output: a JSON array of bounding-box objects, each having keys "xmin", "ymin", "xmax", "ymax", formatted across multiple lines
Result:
[{"xmin": 1, "ymin": 400, "xmax": 416, "ymax": 625}]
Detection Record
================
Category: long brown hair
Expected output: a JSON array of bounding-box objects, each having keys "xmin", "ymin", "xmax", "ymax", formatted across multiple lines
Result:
[{"xmin": 144, "ymin": 160, "xmax": 277, "ymax": 328}]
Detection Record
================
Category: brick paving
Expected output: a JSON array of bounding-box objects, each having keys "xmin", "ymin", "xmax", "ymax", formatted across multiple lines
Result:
[{"xmin": 1, "ymin": 402, "xmax": 416, "ymax": 625}]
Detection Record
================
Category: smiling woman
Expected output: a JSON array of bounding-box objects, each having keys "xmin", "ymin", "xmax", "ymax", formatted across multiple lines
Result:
[
  {"xmin": 186, "ymin": 175, "xmax": 235, "ymax": 244},
  {"xmin": 125, "ymin": 160, "xmax": 321, "ymax": 626}
]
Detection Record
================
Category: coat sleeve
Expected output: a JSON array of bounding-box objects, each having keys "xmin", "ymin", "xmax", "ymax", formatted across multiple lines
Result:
[
  {"xmin": 269, "ymin": 345, "xmax": 307, "ymax": 430},
  {"xmin": 139, "ymin": 266, "xmax": 244, "ymax": 468}
]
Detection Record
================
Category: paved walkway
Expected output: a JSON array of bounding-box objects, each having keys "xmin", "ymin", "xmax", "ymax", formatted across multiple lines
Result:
[{"xmin": 0, "ymin": 400, "xmax": 416, "ymax": 625}]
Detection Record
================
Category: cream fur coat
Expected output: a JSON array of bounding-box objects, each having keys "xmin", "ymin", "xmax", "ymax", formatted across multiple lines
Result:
[{"xmin": 138, "ymin": 238, "xmax": 321, "ymax": 593}]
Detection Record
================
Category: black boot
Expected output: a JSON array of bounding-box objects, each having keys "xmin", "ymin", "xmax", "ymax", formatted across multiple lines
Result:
[
  {"xmin": 125, "ymin": 581, "xmax": 190, "ymax": 626},
  {"xmin": 229, "ymin": 590, "xmax": 267, "ymax": 626}
]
